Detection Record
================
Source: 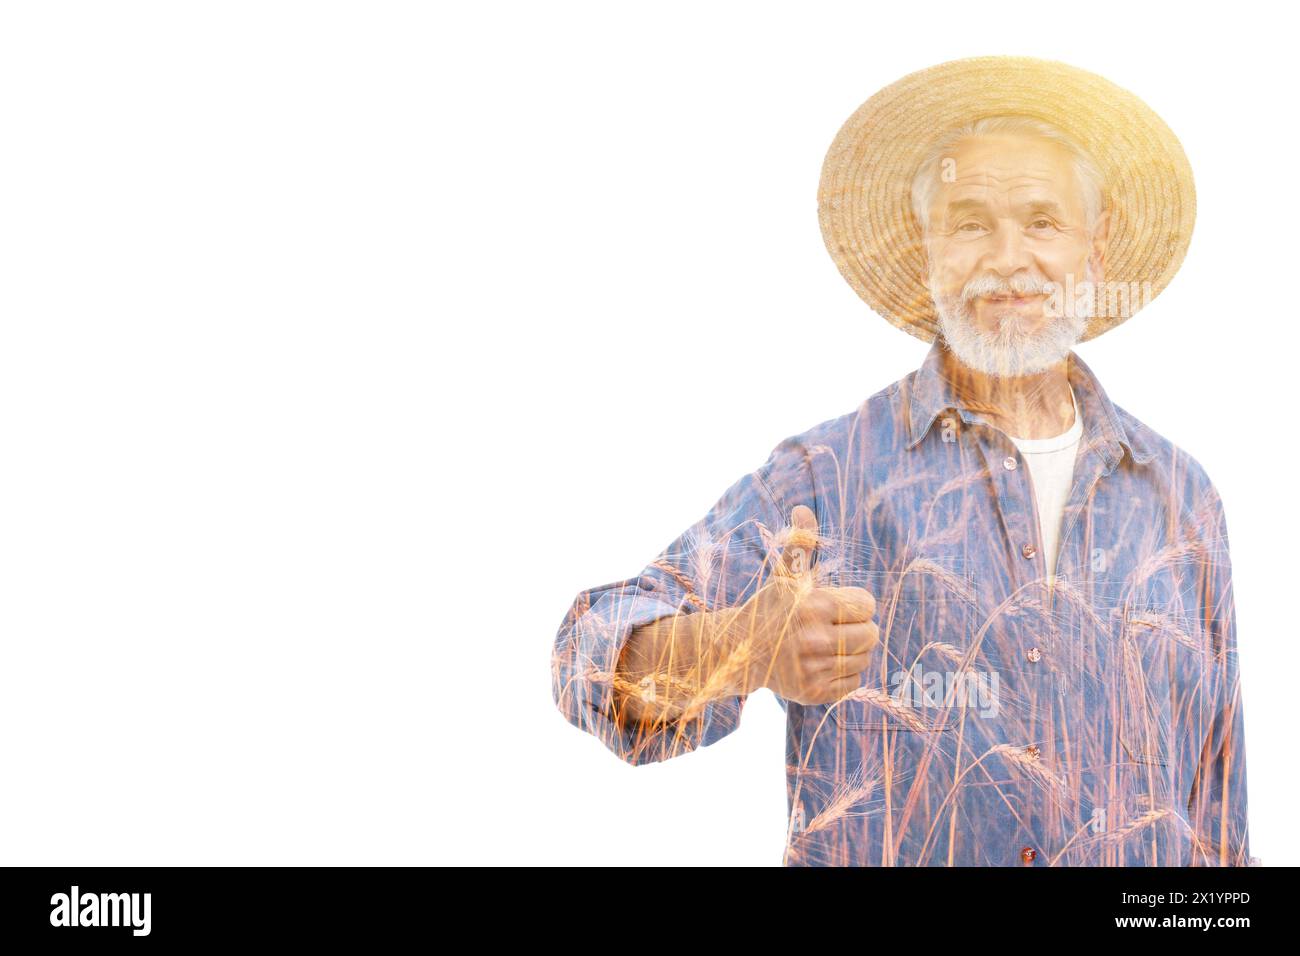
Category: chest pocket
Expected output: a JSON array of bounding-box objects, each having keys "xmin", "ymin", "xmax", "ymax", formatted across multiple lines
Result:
[{"xmin": 832, "ymin": 556, "xmax": 990, "ymax": 734}]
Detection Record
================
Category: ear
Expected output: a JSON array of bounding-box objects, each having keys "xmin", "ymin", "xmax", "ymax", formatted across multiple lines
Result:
[
  {"xmin": 919, "ymin": 233, "xmax": 935, "ymax": 289},
  {"xmin": 1088, "ymin": 207, "xmax": 1111, "ymax": 282}
]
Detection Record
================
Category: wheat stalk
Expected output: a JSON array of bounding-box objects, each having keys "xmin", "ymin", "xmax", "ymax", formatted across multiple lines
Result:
[{"xmin": 838, "ymin": 687, "xmax": 931, "ymax": 732}]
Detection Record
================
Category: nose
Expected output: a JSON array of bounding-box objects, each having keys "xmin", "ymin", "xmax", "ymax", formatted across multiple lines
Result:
[{"xmin": 983, "ymin": 220, "xmax": 1034, "ymax": 276}]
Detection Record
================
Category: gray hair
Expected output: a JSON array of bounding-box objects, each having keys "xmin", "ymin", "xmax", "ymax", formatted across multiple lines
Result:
[{"xmin": 909, "ymin": 114, "xmax": 1106, "ymax": 238}]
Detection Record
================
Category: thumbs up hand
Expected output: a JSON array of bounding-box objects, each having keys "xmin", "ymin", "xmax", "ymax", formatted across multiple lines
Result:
[{"xmin": 735, "ymin": 505, "xmax": 879, "ymax": 705}]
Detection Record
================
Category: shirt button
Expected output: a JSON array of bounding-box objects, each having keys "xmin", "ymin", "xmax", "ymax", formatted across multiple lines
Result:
[
  {"xmin": 1022, "ymin": 543, "xmax": 1037, "ymax": 559},
  {"xmin": 1020, "ymin": 846, "xmax": 1037, "ymax": 864},
  {"xmin": 1027, "ymin": 646, "xmax": 1042, "ymax": 663},
  {"xmin": 1003, "ymin": 456, "xmax": 1018, "ymax": 470}
]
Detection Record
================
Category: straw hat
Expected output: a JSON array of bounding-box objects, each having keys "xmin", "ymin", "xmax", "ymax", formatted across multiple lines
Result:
[{"xmin": 817, "ymin": 55, "xmax": 1195, "ymax": 343}]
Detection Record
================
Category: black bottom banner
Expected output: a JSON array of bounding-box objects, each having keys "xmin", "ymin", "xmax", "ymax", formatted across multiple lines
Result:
[{"xmin": 0, "ymin": 863, "xmax": 1285, "ymax": 944}]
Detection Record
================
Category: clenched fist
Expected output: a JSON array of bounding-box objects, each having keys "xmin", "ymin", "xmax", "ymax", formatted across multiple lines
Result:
[{"xmin": 734, "ymin": 504, "xmax": 879, "ymax": 706}]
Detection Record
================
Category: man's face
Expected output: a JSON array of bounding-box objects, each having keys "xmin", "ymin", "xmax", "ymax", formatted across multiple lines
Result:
[{"xmin": 923, "ymin": 133, "xmax": 1108, "ymax": 378}]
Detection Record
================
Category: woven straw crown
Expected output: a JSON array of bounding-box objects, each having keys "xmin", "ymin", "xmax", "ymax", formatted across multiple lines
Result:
[{"xmin": 817, "ymin": 56, "xmax": 1196, "ymax": 343}]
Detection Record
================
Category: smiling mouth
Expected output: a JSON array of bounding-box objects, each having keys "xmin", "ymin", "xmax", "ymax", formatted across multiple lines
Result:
[{"xmin": 982, "ymin": 294, "xmax": 1043, "ymax": 305}]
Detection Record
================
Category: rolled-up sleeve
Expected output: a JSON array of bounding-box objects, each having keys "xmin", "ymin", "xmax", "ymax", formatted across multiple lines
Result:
[
  {"xmin": 1186, "ymin": 486, "xmax": 1253, "ymax": 865},
  {"xmin": 550, "ymin": 438, "xmax": 809, "ymax": 766}
]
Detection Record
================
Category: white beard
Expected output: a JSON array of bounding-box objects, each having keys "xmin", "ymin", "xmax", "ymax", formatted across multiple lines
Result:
[{"xmin": 932, "ymin": 264, "xmax": 1094, "ymax": 378}]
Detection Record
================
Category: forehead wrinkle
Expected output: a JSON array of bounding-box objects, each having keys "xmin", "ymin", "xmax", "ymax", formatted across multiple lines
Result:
[
  {"xmin": 946, "ymin": 137, "xmax": 1075, "ymax": 188},
  {"xmin": 933, "ymin": 139, "xmax": 1089, "ymax": 226},
  {"xmin": 948, "ymin": 169, "xmax": 1061, "ymax": 188},
  {"xmin": 941, "ymin": 175, "xmax": 1083, "ymax": 216}
]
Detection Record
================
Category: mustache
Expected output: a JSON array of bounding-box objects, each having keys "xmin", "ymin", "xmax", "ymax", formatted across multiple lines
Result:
[{"xmin": 959, "ymin": 274, "xmax": 1053, "ymax": 302}]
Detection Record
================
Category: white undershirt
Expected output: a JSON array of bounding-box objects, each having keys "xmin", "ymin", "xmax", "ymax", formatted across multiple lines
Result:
[{"xmin": 1006, "ymin": 385, "xmax": 1083, "ymax": 581}]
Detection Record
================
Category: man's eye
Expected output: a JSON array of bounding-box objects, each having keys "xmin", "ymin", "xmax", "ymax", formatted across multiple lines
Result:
[
  {"xmin": 1029, "ymin": 218, "xmax": 1056, "ymax": 230},
  {"xmin": 957, "ymin": 222, "xmax": 984, "ymax": 232}
]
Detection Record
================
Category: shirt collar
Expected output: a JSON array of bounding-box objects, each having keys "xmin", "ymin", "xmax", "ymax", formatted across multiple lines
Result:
[{"xmin": 904, "ymin": 335, "xmax": 1156, "ymax": 468}]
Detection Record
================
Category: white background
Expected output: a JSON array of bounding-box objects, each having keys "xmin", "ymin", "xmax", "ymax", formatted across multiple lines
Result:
[{"xmin": 1, "ymin": 1, "xmax": 1293, "ymax": 866}]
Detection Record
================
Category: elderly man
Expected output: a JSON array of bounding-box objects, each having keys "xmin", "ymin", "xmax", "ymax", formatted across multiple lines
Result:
[{"xmin": 551, "ymin": 56, "xmax": 1252, "ymax": 866}]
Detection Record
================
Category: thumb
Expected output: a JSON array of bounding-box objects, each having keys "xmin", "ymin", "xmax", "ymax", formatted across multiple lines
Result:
[{"xmin": 776, "ymin": 504, "xmax": 820, "ymax": 578}]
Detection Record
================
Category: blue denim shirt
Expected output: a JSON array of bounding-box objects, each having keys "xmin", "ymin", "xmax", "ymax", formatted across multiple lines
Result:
[{"xmin": 552, "ymin": 336, "xmax": 1251, "ymax": 866}]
